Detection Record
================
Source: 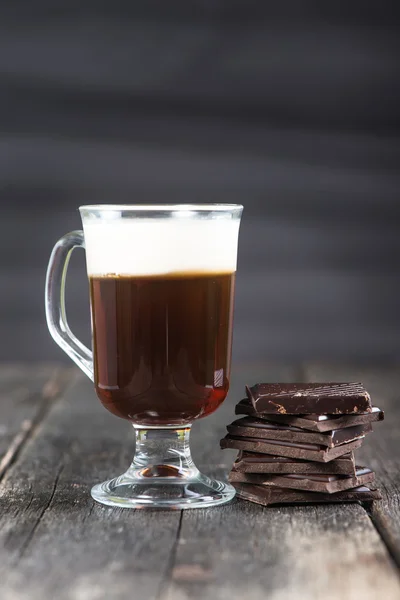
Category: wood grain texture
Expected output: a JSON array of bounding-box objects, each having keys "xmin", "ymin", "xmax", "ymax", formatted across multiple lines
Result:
[
  {"xmin": 305, "ymin": 364, "xmax": 400, "ymax": 568},
  {"xmin": 161, "ymin": 365, "xmax": 400, "ymax": 600},
  {"xmin": 161, "ymin": 503, "xmax": 400, "ymax": 600},
  {"xmin": 0, "ymin": 364, "xmax": 73, "ymax": 480},
  {"xmin": 1, "ymin": 363, "xmax": 400, "ymax": 600},
  {"xmin": 0, "ymin": 372, "xmax": 181, "ymax": 600}
]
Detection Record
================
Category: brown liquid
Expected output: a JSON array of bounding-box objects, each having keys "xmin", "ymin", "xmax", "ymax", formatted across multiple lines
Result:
[{"xmin": 90, "ymin": 272, "xmax": 235, "ymax": 425}]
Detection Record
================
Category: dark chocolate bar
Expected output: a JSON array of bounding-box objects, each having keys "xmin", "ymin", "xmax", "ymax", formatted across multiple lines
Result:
[
  {"xmin": 220, "ymin": 434, "xmax": 364, "ymax": 462},
  {"xmin": 235, "ymin": 399, "xmax": 383, "ymax": 433},
  {"xmin": 227, "ymin": 417, "xmax": 371, "ymax": 447},
  {"xmin": 234, "ymin": 483, "xmax": 381, "ymax": 506},
  {"xmin": 234, "ymin": 451, "xmax": 356, "ymax": 475},
  {"xmin": 229, "ymin": 466, "xmax": 375, "ymax": 493},
  {"xmin": 246, "ymin": 382, "xmax": 372, "ymax": 415}
]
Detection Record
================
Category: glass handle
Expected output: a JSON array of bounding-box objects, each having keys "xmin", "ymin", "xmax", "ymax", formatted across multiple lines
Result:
[{"xmin": 45, "ymin": 231, "xmax": 94, "ymax": 381}]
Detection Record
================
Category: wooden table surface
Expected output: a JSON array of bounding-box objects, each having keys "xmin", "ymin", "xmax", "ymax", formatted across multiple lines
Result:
[{"xmin": 0, "ymin": 362, "xmax": 399, "ymax": 600}]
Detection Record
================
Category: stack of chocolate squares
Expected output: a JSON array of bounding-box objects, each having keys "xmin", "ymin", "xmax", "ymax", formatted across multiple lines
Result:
[{"xmin": 221, "ymin": 383, "xmax": 383, "ymax": 506}]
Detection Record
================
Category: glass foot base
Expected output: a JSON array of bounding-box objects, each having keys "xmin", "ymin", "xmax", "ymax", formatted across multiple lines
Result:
[{"xmin": 91, "ymin": 471, "xmax": 236, "ymax": 510}]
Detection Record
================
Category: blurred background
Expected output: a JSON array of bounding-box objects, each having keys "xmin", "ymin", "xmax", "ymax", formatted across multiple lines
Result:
[{"xmin": 1, "ymin": 1, "xmax": 399, "ymax": 365}]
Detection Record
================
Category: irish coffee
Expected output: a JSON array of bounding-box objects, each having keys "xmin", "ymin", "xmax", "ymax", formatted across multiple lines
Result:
[
  {"xmin": 46, "ymin": 205, "xmax": 243, "ymax": 508},
  {"xmin": 90, "ymin": 271, "xmax": 235, "ymax": 425}
]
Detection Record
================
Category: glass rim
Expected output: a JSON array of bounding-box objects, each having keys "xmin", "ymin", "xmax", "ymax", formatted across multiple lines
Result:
[{"xmin": 79, "ymin": 203, "xmax": 243, "ymax": 212}]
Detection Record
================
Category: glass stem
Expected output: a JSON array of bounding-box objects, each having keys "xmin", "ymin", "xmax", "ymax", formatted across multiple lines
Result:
[{"xmin": 129, "ymin": 426, "xmax": 200, "ymax": 480}]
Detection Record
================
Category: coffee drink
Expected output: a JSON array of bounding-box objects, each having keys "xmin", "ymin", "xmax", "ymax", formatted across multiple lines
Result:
[
  {"xmin": 83, "ymin": 215, "xmax": 240, "ymax": 426},
  {"xmin": 90, "ymin": 271, "xmax": 235, "ymax": 425},
  {"xmin": 46, "ymin": 205, "xmax": 242, "ymax": 509}
]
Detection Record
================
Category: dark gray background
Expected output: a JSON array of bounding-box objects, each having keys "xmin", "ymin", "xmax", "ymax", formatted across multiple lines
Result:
[{"xmin": 1, "ymin": 1, "xmax": 399, "ymax": 365}]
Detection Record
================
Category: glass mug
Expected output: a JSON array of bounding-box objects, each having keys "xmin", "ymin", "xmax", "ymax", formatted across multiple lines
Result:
[{"xmin": 45, "ymin": 204, "xmax": 243, "ymax": 509}]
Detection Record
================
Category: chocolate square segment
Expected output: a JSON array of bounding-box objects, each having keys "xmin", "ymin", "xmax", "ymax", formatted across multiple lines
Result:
[
  {"xmin": 229, "ymin": 466, "xmax": 375, "ymax": 494},
  {"xmin": 220, "ymin": 433, "xmax": 363, "ymax": 462},
  {"xmin": 234, "ymin": 484, "xmax": 381, "ymax": 506},
  {"xmin": 247, "ymin": 382, "xmax": 372, "ymax": 415},
  {"xmin": 227, "ymin": 416, "xmax": 372, "ymax": 447},
  {"xmin": 235, "ymin": 400, "xmax": 383, "ymax": 432},
  {"xmin": 234, "ymin": 451, "xmax": 356, "ymax": 475}
]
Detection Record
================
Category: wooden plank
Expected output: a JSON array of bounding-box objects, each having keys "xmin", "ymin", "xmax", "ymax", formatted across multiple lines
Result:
[
  {"xmin": 2, "ymin": 363, "xmax": 400, "ymax": 600},
  {"xmin": 161, "ymin": 365, "xmax": 400, "ymax": 600},
  {"xmin": 162, "ymin": 503, "xmax": 400, "ymax": 600},
  {"xmin": 0, "ymin": 364, "xmax": 73, "ymax": 481},
  {"xmin": 304, "ymin": 364, "xmax": 400, "ymax": 568},
  {"xmin": 0, "ymin": 363, "xmax": 294, "ymax": 600},
  {"xmin": 0, "ymin": 371, "xmax": 181, "ymax": 600}
]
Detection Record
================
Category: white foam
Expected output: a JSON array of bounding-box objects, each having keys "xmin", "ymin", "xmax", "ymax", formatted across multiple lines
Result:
[{"xmin": 82, "ymin": 218, "xmax": 240, "ymax": 276}]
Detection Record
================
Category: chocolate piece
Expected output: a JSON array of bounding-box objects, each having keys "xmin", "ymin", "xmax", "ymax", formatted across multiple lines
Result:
[
  {"xmin": 220, "ymin": 434, "xmax": 364, "ymax": 462},
  {"xmin": 234, "ymin": 451, "xmax": 356, "ymax": 475},
  {"xmin": 235, "ymin": 399, "xmax": 384, "ymax": 432},
  {"xmin": 246, "ymin": 382, "xmax": 372, "ymax": 415},
  {"xmin": 227, "ymin": 416, "xmax": 371, "ymax": 447},
  {"xmin": 234, "ymin": 484, "xmax": 382, "ymax": 506},
  {"xmin": 229, "ymin": 466, "xmax": 375, "ymax": 493}
]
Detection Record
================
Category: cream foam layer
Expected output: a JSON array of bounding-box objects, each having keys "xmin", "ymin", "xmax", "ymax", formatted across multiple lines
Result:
[{"xmin": 83, "ymin": 218, "xmax": 240, "ymax": 276}]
